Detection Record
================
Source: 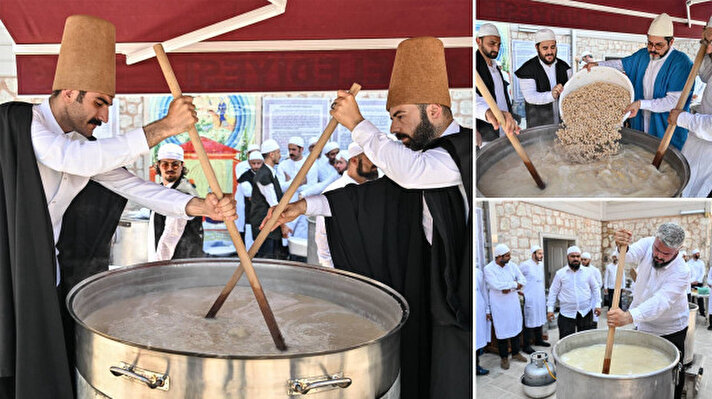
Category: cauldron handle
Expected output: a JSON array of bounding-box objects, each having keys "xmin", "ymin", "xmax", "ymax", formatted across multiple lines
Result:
[
  {"xmin": 290, "ymin": 376, "xmax": 352, "ymax": 395},
  {"xmin": 110, "ymin": 366, "xmax": 167, "ymax": 389}
]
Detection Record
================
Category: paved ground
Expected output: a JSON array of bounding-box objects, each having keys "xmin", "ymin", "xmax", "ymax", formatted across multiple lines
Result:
[{"xmin": 476, "ymin": 311, "xmax": 712, "ymax": 398}]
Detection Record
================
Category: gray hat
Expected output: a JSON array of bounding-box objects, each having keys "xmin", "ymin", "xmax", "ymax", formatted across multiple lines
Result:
[{"xmin": 656, "ymin": 223, "xmax": 685, "ymax": 249}]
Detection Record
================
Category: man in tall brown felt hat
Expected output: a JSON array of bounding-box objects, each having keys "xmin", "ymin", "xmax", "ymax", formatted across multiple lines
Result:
[
  {"xmin": 0, "ymin": 15, "xmax": 236, "ymax": 398},
  {"xmin": 264, "ymin": 37, "xmax": 472, "ymax": 399}
]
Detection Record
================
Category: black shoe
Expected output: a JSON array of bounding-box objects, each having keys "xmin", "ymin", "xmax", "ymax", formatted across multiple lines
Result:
[
  {"xmin": 708, "ymin": 324, "xmax": 712, "ymax": 331},
  {"xmin": 534, "ymin": 341, "xmax": 551, "ymax": 347},
  {"xmin": 523, "ymin": 346, "xmax": 535, "ymax": 354},
  {"xmin": 476, "ymin": 366, "xmax": 490, "ymax": 375}
]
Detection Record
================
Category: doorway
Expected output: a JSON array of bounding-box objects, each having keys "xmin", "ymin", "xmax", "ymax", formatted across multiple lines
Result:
[{"xmin": 543, "ymin": 237, "xmax": 576, "ymax": 287}]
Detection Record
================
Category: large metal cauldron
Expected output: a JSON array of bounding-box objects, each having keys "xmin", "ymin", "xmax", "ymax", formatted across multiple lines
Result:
[
  {"xmin": 476, "ymin": 124, "xmax": 690, "ymax": 197},
  {"xmin": 67, "ymin": 259, "xmax": 408, "ymax": 398},
  {"xmin": 553, "ymin": 330, "xmax": 680, "ymax": 399}
]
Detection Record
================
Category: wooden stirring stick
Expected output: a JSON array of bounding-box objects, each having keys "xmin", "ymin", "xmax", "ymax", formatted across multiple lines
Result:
[
  {"xmin": 204, "ymin": 82, "xmax": 362, "ymax": 319},
  {"xmin": 153, "ymin": 44, "xmax": 287, "ymax": 351},
  {"xmin": 602, "ymin": 244, "xmax": 627, "ymax": 374},
  {"xmin": 475, "ymin": 72, "xmax": 546, "ymax": 190},
  {"xmin": 652, "ymin": 40, "xmax": 707, "ymax": 168}
]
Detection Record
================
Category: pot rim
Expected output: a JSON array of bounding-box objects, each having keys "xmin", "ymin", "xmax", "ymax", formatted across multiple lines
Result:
[
  {"xmin": 552, "ymin": 329, "xmax": 680, "ymax": 380},
  {"xmin": 66, "ymin": 258, "xmax": 410, "ymax": 360}
]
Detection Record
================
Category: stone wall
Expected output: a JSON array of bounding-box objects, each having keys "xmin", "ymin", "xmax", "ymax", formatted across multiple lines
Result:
[
  {"xmin": 602, "ymin": 214, "xmax": 711, "ymax": 269},
  {"xmin": 490, "ymin": 201, "xmax": 603, "ymax": 265}
]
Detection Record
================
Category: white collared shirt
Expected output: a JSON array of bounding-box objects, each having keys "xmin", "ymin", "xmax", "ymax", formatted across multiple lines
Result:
[
  {"xmin": 315, "ymin": 173, "xmax": 360, "ymax": 267},
  {"xmin": 547, "ymin": 265, "xmax": 601, "ymax": 318},
  {"xmin": 32, "ymin": 99, "xmax": 192, "ymax": 284},
  {"xmin": 276, "ymin": 157, "xmax": 319, "ymax": 193},
  {"xmin": 518, "ymin": 58, "xmax": 573, "ymax": 125},
  {"xmin": 624, "ymin": 237, "xmax": 690, "ymax": 336},
  {"xmin": 603, "ymin": 262, "xmax": 625, "ymax": 290},
  {"xmin": 303, "ymin": 120, "xmax": 466, "ymax": 244},
  {"xmin": 688, "ymin": 258, "xmax": 706, "ymax": 282}
]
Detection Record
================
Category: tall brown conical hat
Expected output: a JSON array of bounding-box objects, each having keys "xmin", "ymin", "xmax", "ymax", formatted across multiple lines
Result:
[
  {"xmin": 52, "ymin": 15, "xmax": 116, "ymax": 96},
  {"xmin": 386, "ymin": 37, "xmax": 451, "ymax": 111}
]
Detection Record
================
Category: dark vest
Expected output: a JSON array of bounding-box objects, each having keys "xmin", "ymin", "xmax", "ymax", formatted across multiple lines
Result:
[
  {"xmin": 153, "ymin": 178, "xmax": 205, "ymax": 259},
  {"xmin": 238, "ymin": 169, "xmax": 257, "ymax": 220},
  {"xmin": 476, "ymin": 51, "xmax": 512, "ymax": 142},
  {"xmin": 249, "ymin": 164, "xmax": 283, "ymax": 240},
  {"xmin": 514, "ymin": 56, "xmax": 570, "ymax": 128}
]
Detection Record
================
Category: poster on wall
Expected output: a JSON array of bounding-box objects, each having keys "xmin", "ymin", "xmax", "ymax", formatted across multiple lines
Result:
[
  {"xmin": 148, "ymin": 94, "xmax": 258, "ymax": 159},
  {"xmin": 262, "ymin": 97, "xmax": 331, "ymax": 155},
  {"xmin": 333, "ymin": 98, "xmax": 392, "ymax": 150}
]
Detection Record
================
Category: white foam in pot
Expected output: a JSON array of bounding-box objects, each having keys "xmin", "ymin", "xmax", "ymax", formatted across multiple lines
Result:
[{"xmin": 558, "ymin": 66, "xmax": 635, "ymax": 125}]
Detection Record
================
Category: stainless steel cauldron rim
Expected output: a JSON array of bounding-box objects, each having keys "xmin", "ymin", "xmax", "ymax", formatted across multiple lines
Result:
[
  {"xmin": 66, "ymin": 258, "xmax": 410, "ymax": 360},
  {"xmin": 475, "ymin": 124, "xmax": 691, "ymax": 197},
  {"xmin": 552, "ymin": 329, "xmax": 679, "ymax": 380}
]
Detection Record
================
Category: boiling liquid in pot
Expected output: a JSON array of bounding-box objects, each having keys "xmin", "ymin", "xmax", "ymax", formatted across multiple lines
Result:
[
  {"xmin": 478, "ymin": 140, "xmax": 681, "ymax": 197},
  {"xmin": 560, "ymin": 344, "xmax": 671, "ymax": 375},
  {"xmin": 84, "ymin": 286, "xmax": 387, "ymax": 355}
]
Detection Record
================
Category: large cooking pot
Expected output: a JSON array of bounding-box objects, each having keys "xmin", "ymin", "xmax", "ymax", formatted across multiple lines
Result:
[
  {"xmin": 68, "ymin": 259, "xmax": 407, "ymax": 398},
  {"xmin": 110, "ymin": 217, "xmax": 149, "ymax": 266},
  {"xmin": 553, "ymin": 329, "xmax": 680, "ymax": 399},
  {"xmin": 684, "ymin": 302, "xmax": 698, "ymax": 365},
  {"xmin": 476, "ymin": 124, "xmax": 690, "ymax": 197}
]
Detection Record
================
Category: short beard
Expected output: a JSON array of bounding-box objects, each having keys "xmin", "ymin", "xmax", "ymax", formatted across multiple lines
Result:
[
  {"xmin": 406, "ymin": 107, "xmax": 439, "ymax": 150},
  {"xmin": 652, "ymin": 254, "xmax": 674, "ymax": 269},
  {"xmin": 538, "ymin": 52, "xmax": 556, "ymax": 65},
  {"xmin": 356, "ymin": 159, "xmax": 379, "ymax": 180},
  {"xmin": 568, "ymin": 261, "xmax": 580, "ymax": 271}
]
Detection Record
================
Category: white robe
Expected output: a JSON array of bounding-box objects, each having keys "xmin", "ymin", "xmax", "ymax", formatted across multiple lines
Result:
[
  {"xmin": 475, "ymin": 268, "xmax": 491, "ymax": 350},
  {"xmin": 679, "ymin": 56, "xmax": 712, "ymax": 197},
  {"xmin": 484, "ymin": 260, "xmax": 526, "ymax": 339},
  {"xmin": 518, "ymin": 259, "xmax": 547, "ymax": 328}
]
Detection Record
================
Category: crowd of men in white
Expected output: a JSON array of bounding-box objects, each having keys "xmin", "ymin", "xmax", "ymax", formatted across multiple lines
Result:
[{"xmin": 475, "ymin": 230, "xmax": 712, "ymax": 375}]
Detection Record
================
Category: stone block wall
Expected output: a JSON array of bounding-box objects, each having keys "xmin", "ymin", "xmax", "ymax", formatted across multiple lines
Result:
[{"xmin": 491, "ymin": 201, "xmax": 603, "ymax": 265}]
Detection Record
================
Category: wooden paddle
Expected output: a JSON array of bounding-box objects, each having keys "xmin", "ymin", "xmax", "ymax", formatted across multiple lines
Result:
[
  {"xmin": 153, "ymin": 44, "xmax": 287, "ymax": 351},
  {"xmin": 652, "ymin": 40, "xmax": 708, "ymax": 168},
  {"xmin": 602, "ymin": 244, "xmax": 627, "ymax": 374},
  {"xmin": 203, "ymin": 82, "xmax": 362, "ymax": 319},
  {"xmin": 475, "ymin": 72, "xmax": 546, "ymax": 190}
]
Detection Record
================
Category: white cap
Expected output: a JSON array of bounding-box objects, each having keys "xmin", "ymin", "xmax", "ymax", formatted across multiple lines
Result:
[
  {"xmin": 308, "ymin": 137, "xmax": 319, "ymax": 147},
  {"xmin": 288, "ymin": 136, "xmax": 305, "ymax": 148},
  {"xmin": 693, "ymin": 248, "xmax": 701, "ymax": 255},
  {"xmin": 535, "ymin": 28, "xmax": 556, "ymax": 44},
  {"xmin": 648, "ymin": 13, "xmax": 673, "ymax": 37},
  {"xmin": 323, "ymin": 141, "xmax": 340, "ymax": 154},
  {"xmin": 261, "ymin": 139, "xmax": 280, "ymax": 154},
  {"xmin": 336, "ymin": 150, "xmax": 348, "ymax": 161},
  {"xmin": 581, "ymin": 252, "xmax": 591, "ymax": 260},
  {"xmin": 477, "ymin": 23, "xmax": 500, "ymax": 38},
  {"xmin": 567, "ymin": 246, "xmax": 581, "ymax": 255},
  {"xmin": 530, "ymin": 245, "xmax": 542, "ymax": 253},
  {"xmin": 347, "ymin": 142, "xmax": 364, "ymax": 159},
  {"xmin": 581, "ymin": 51, "xmax": 593, "ymax": 58},
  {"xmin": 248, "ymin": 152, "xmax": 264, "ymax": 161},
  {"xmin": 247, "ymin": 144, "xmax": 260, "ymax": 153},
  {"xmin": 157, "ymin": 143, "xmax": 184, "ymax": 161},
  {"xmin": 494, "ymin": 243, "xmax": 510, "ymax": 257}
]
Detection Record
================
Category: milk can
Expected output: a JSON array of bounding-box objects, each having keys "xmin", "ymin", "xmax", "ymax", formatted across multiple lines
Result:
[{"xmin": 521, "ymin": 351, "xmax": 557, "ymax": 398}]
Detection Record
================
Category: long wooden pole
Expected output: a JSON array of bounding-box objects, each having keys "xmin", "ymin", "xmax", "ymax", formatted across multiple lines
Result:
[
  {"xmin": 652, "ymin": 41, "xmax": 707, "ymax": 168},
  {"xmin": 153, "ymin": 44, "xmax": 287, "ymax": 351},
  {"xmin": 204, "ymin": 82, "xmax": 362, "ymax": 318},
  {"xmin": 602, "ymin": 245, "xmax": 627, "ymax": 374},
  {"xmin": 475, "ymin": 72, "xmax": 546, "ymax": 190}
]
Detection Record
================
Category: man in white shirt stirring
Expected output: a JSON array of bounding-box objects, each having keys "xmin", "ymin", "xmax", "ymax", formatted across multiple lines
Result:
[
  {"xmin": 607, "ymin": 223, "xmax": 690, "ymax": 399},
  {"xmin": 547, "ymin": 246, "xmax": 601, "ymax": 340}
]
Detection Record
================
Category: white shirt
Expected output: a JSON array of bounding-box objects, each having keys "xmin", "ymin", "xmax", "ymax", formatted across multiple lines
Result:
[
  {"xmin": 603, "ymin": 262, "xmax": 625, "ymax": 290},
  {"xmin": 276, "ymin": 157, "xmax": 319, "ymax": 193},
  {"xmin": 475, "ymin": 267, "xmax": 491, "ymax": 350},
  {"xmin": 477, "ymin": 58, "xmax": 508, "ymax": 138},
  {"xmin": 547, "ymin": 265, "xmax": 601, "ymax": 318},
  {"xmin": 678, "ymin": 56, "xmax": 712, "ymax": 197},
  {"xmin": 149, "ymin": 178, "xmax": 199, "ymax": 261},
  {"xmin": 32, "ymin": 100, "xmax": 192, "ymax": 284},
  {"xmin": 315, "ymin": 174, "xmax": 359, "ymax": 267},
  {"xmin": 484, "ymin": 260, "xmax": 526, "ymax": 339},
  {"xmin": 518, "ymin": 258, "xmax": 547, "ymax": 328},
  {"xmin": 707, "ymin": 264, "xmax": 712, "ymax": 286},
  {"xmin": 304, "ymin": 120, "xmax": 466, "ymax": 245},
  {"xmin": 599, "ymin": 51, "xmax": 681, "ymax": 133},
  {"xmin": 624, "ymin": 237, "xmax": 690, "ymax": 336},
  {"xmin": 518, "ymin": 58, "xmax": 573, "ymax": 125},
  {"xmin": 688, "ymin": 258, "xmax": 706, "ymax": 282},
  {"xmin": 257, "ymin": 164, "xmax": 280, "ymax": 207}
]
